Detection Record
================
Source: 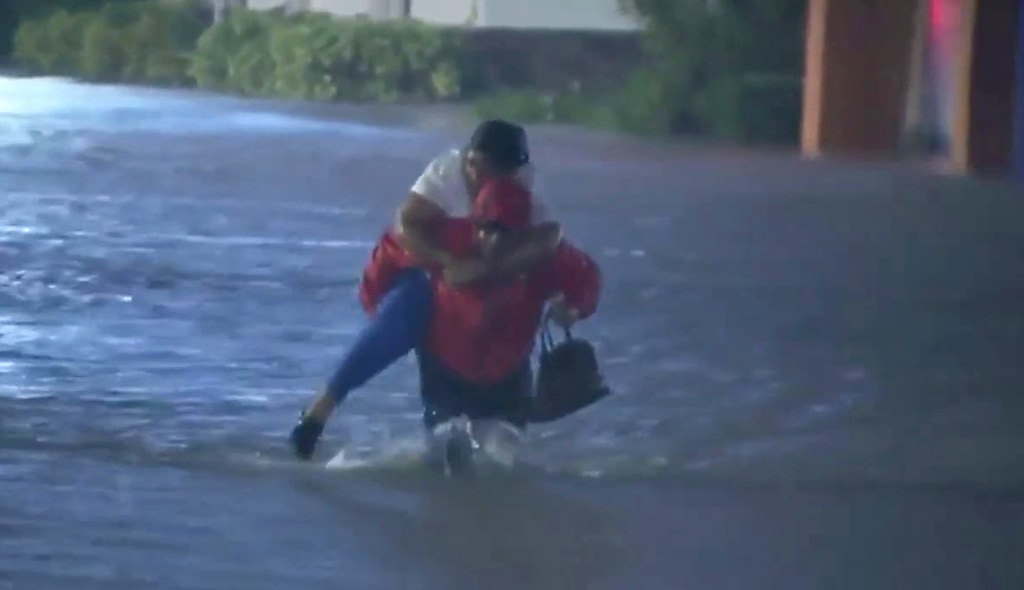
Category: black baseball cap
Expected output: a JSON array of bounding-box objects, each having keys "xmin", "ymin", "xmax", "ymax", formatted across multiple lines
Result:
[{"xmin": 468, "ymin": 119, "xmax": 530, "ymax": 170}]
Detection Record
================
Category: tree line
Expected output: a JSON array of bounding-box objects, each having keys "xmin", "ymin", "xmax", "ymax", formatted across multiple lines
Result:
[{"xmin": 5, "ymin": 0, "xmax": 808, "ymax": 145}]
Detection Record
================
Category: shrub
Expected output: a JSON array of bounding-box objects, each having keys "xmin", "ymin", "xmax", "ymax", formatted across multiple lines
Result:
[
  {"xmin": 473, "ymin": 69, "xmax": 683, "ymax": 136},
  {"xmin": 191, "ymin": 10, "xmax": 462, "ymax": 102},
  {"xmin": 618, "ymin": 0, "xmax": 806, "ymax": 142},
  {"xmin": 474, "ymin": 90, "xmax": 555, "ymax": 123},
  {"xmin": 80, "ymin": 13, "xmax": 125, "ymax": 81},
  {"xmin": 15, "ymin": 5, "xmax": 462, "ymax": 102},
  {"xmin": 13, "ymin": 0, "xmax": 210, "ymax": 85},
  {"xmin": 478, "ymin": 1, "xmax": 804, "ymax": 142},
  {"xmin": 12, "ymin": 10, "xmax": 92, "ymax": 75},
  {"xmin": 10, "ymin": 0, "xmax": 803, "ymax": 147},
  {"xmin": 695, "ymin": 73, "xmax": 802, "ymax": 144},
  {"xmin": 122, "ymin": 0, "xmax": 209, "ymax": 85},
  {"xmin": 190, "ymin": 8, "xmax": 276, "ymax": 93}
]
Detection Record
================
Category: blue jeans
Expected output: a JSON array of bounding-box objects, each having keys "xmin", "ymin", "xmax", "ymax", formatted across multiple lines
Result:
[{"xmin": 325, "ymin": 269, "xmax": 432, "ymax": 401}]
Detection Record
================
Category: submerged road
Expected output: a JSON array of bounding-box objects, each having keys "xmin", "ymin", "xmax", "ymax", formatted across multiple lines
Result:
[{"xmin": 1, "ymin": 76, "xmax": 1023, "ymax": 589}]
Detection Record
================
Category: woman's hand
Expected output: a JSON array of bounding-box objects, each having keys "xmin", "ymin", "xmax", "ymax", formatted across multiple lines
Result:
[{"xmin": 547, "ymin": 293, "xmax": 579, "ymax": 329}]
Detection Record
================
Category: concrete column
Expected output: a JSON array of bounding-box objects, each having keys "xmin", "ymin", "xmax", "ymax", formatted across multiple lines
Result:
[
  {"xmin": 903, "ymin": 0, "xmax": 929, "ymax": 136},
  {"xmin": 1017, "ymin": 0, "xmax": 1024, "ymax": 178},
  {"xmin": 801, "ymin": 0, "xmax": 919, "ymax": 157},
  {"xmin": 950, "ymin": 0, "xmax": 1022, "ymax": 174}
]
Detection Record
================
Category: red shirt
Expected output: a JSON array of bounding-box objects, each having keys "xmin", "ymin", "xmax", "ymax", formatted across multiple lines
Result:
[{"xmin": 359, "ymin": 219, "xmax": 601, "ymax": 385}]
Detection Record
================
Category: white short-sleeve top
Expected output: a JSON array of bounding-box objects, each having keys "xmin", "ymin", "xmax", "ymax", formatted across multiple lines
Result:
[{"xmin": 410, "ymin": 148, "xmax": 550, "ymax": 223}]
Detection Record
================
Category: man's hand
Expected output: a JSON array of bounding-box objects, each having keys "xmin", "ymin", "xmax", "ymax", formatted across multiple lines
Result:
[
  {"xmin": 547, "ymin": 293, "xmax": 579, "ymax": 329},
  {"xmin": 443, "ymin": 257, "xmax": 491, "ymax": 286},
  {"xmin": 490, "ymin": 222, "xmax": 562, "ymax": 278}
]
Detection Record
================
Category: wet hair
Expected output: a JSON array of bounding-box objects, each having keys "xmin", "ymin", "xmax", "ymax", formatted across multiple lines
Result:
[{"xmin": 467, "ymin": 119, "xmax": 530, "ymax": 173}]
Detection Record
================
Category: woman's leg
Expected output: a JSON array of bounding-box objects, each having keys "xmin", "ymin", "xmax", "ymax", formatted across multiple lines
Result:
[
  {"xmin": 325, "ymin": 268, "xmax": 432, "ymax": 400},
  {"xmin": 289, "ymin": 268, "xmax": 432, "ymax": 459}
]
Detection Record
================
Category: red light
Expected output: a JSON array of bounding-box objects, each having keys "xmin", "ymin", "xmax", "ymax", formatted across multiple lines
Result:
[{"xmin": 929, "ymin": 0, "xmax": 951, "ymax": 31}]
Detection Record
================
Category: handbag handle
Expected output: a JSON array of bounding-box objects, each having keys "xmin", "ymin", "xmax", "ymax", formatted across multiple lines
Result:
[{"xmin": 540, "ymin": 308, "xmax": 573, "ymax": 355}]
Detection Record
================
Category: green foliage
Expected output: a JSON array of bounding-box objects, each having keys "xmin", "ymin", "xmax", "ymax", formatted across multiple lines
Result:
[
  {"xmin": 9, "ymin": 0, "xmax": 805, "ymax": 147},
  {"xmin": 191, "ymin": 10, "xmax": 462, "ymax": 102},
  {"xmin": 12, "ymin": 10, "xmax": 92, "ymax": 74},
  {"xmin": 475, "ymin": 69, "xmax": 690, "ymax": 137},
  {"xmin": 618, "ymin": 0, "xmax": 806, "ymax": 143},
  {"xmin": 190, "ymin": 9, "xmax": 277, "ymax": 94},
  {"xmin": 478, "ymin": 0, "xmax": 807, "ymax": 143},
  {"xmin": 13, "ymin": 4, "xmax": 461, "ymax": 102},
  {"xmin": 696, "ymin": 73, "xmax": 803, "ymax": 143},
  {"xmin": 474, "ymin": 90, "xmax": 556, "ymax": 124},
  {"xmin": 80, "ymin": 12, "xmax": 126, "ymax": 81},
  {"xmin": 2, "ymin": 0, "xmax": 149, "ymax": 59},
  {"xmin": 13, "ymin": 0, "xmax": 210, "ymax": 86}
]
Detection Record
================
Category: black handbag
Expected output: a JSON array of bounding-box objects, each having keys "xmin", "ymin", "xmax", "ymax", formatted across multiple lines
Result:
[{"xmin": 528, "ymin": 317, "xmax": 611, "ymax": 424}]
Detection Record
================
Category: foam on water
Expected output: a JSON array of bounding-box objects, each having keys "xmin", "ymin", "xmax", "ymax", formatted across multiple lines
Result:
[
  {"xmin": 0, "ymin": 75, "xmax": 416, "ymax": 136},
  {"xmin": 0, "ymin": 75, "xmax": 423, "ymax": 172},
  {"xmin": 324, "ymin": 438, "xmax": 429, "ymax": 473},
  {"xmin": 139, "ymin": 233, "xmax": 374, "ymax": 249}
]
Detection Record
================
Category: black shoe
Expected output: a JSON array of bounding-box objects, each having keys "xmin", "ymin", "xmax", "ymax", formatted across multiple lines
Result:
[{"xmin": 289, "ymin": 411, "xmax": 325, "ymax": 460}]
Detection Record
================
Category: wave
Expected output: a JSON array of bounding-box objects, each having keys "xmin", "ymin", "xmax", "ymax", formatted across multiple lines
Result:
[
  {"xmin": 2, "ymin": 405, "xmax": 1022, "ymax": 495},
  {"xmin": 0, "ymin": 75, "xmax": 427, "ymax": 177},
  {"xmin": 0, "ymin": 75, "xmax": 422, "ymax": 138},
  {"xmin": 137, "ymin": 233, "xmax": 373, "ymax": 249}
]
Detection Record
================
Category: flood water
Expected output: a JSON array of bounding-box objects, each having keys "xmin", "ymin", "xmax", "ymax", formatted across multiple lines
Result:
[{"xmin": 2, "ymin": 75, "xmax": 1024, "ymax": 589}]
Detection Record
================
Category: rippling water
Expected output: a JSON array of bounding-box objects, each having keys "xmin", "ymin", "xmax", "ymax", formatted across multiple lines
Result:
[{"xmin": 2, "ymin": 76, "xmax": 1024, "ymax": 589}]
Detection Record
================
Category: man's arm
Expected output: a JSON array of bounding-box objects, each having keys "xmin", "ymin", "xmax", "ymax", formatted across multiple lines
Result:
[
  {"xmin": 397, "ymin": 192, "xmax": 561, "ymax": 274},
  {"xmin": 393, "ymin": 193, "xmax": 454, "ymax": 268},
  {"xmin": 489, "ymin": 221, "xmax": 563, "ymax": 278}
]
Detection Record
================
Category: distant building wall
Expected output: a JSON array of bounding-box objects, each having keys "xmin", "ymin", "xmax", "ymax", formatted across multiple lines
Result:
[
  {"xmin": 244, "ymin": 0, "xmax": 290, "ymax": 10},
  {"xmin": 307, "ymin": 0, "xmax": 405, "ymax": 18},
  {"xmin": 411, "ymin": 0, "xmax": 638, "ymax": 30},
  {"xmin": 409, "ymin": 0, "xmax": 476, "ymax": 26},
  {"xmin": 901, "ymin": 0, "xmax": 962, "ymax": 154},
  {"xmin": 478, "ymin": 0, "xmax": 639, "ymax": 30},
  {"xmin": 929, "ymin": 0, "xmax": 961, "ymax": 147},
  {"xmin": 208, "ymin": 0, "xmax": 246, "ymax": 21},
  {"xmin": 243, "ymin": 0, "xmax": 637, "ymax": 30}
]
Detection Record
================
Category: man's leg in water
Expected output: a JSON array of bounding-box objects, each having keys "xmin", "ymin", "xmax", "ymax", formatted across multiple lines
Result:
[
  {"xmin": 417, "ymin": 353, "xmax": 531, "ymax": 473},
  {"xmin": 289, "ymin": 268, "xmax": 432, "ymax": 459}
]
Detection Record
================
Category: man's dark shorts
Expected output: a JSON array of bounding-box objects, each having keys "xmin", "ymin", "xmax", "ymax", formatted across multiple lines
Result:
[{"xmin": 415, "ymin": 351, "xmax": 532, "ymax": 431}]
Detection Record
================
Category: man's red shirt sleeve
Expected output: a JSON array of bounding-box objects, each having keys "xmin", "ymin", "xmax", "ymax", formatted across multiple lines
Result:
[{"xmin": 542, "ymin": 241, "xmax": 602, "ymax": 319}]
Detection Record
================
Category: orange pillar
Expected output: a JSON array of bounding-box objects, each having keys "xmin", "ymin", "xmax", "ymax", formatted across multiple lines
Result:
[
  {"xmin": 801, "ymin": 0, "xmax": 919, "ymax": 158},
  {"xmin": 949, "ymin": 0, "xmax": 1022, "ymax": 174}
]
